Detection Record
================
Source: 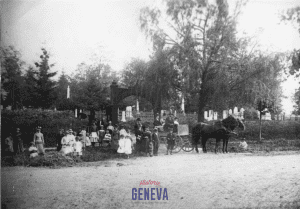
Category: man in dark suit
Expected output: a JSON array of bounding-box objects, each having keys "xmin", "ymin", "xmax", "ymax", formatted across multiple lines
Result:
[
  {"xmin": 134, "ymin": 118, "xmax": 143, "ymax": 155},
  {"xmin": 152, "ymin": 127, "xmax": 160, "ymax": 156},
  {"xmin": 142, "ymin": 126, "xmax": 152, "ymax": 157}
]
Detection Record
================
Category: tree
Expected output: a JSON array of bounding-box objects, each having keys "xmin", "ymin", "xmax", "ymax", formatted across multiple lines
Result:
[
  {"xmin": 22, "ymin": 66, "xmax": 39, "ymax": 107},
  {"xmin": 281, "ymin": 6, "xmax": 300, "ymax": 77},
  {"xmin": 70, "ymin": 61, "xmax": 117, "ymax": 122},
  {"xmin": 281, "ymin": 6, "xmax": 300, "ymax": 114},
  {"xmin": 292, "ymin": 87, "xmax": 300, "ymax": 115},
  {"xmin": 120, "ymin": 49, "xmax": 180, "ymax": 117},
  {"xmin": 0, "ymin": 46, "xmax": 25, "ymax": 109},
  {"xmin": 34, "ymin": 48, "xmax": 57, "ymax": 109},
  {"xmin": 140, "ymin": 0, "xmax": 248, "ymax": 121}
]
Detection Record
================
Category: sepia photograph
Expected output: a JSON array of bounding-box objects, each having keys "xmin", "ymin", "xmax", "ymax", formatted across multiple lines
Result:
[{"xmin": 1, "ymin": 0, "xmax": 300, "ymax": 208}]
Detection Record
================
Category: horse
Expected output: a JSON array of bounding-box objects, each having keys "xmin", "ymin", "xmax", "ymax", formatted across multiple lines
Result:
[{"xmin": 192, "ymin": 115, "xmax": 245, "ymax": 153}]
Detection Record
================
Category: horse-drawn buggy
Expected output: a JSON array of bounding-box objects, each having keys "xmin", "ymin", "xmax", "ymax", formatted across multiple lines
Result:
[{"xmin": 156, "ymin": 124, "xmax": 194, "ymax": 153}]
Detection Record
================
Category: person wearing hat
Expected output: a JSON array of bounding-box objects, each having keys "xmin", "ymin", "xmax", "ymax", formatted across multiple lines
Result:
[
  {"xmin": 166, "ymin": 127, "xmax": 176, "ymax": 155},
  {"xmin": 152, "ymin": 127, "xmax": 160, "ymax": 156},
  {"xmin": 28, "ymin": 142, "xmax": 38, "ymax": 158},
  {"xmin": 56, "ymin": 128, "xmax": 64, "ymax": 151},
  {"xmin": 173, "ymin": 117, "xmax": 179, "ymax": 134},
  {"xmin": 33, "ymin": 126, "xmax": 45, "ymax": 155},
  {"xmin": 13, "ymin": 127, "xmax": 24, "ymax": 154},
  {"xmin": 67, "ymin": 129, "xmax": 76, "ymax": 148},
  {"xmin": 153, "ymin": 115, "xmax": 162, "ymax": 127},
  {"xmin": 141, "ymin": 126, "xmax": 153, "ymax": 157},
  {"xmin": 134, "ymin": 118, "xmax": 143, "ymax": 155},
  {"xmin": 164, "ymin": 112, "xmax": 174, "ymax": 132}
]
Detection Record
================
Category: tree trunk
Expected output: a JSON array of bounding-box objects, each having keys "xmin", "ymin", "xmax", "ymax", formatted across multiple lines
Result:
[
  {"xmin": 259, "ymin": 111, "xmax": 262, "ymax": 141},
  {"xmin": 197, "ymin": 87, "xmax": 207, "ymax": 122}
]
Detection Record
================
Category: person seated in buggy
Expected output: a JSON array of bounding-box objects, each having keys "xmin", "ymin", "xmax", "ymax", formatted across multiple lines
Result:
[{"xmin": 163, "ymin": 112, "xmax": 174, "ymax": 132}]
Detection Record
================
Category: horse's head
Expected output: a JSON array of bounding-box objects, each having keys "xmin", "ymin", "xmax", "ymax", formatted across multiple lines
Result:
[{"xmin": 222, "ymin": 115, "xmax": 245, "ymax": 131}]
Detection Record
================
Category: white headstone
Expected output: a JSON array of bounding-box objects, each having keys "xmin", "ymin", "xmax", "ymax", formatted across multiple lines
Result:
[
  {"xmin": 229, "ymin": 109, "xmax": 232, "ymax": 115},
  {"xmin": 204, "ymin": 111, "xmax": 208, "ymax": 120},
  {"xmin": 174, "ymin": 110, "xmax": 177, "ymax": 116},
  {"xmin": 75, "ymin": 109, "xmax": 77, "ymax": 118},
  {"xmin": 181, "ymin": 96, "xmax": 185, "ymax": 113},
  {"xmin": 121, "ymin": 111, "xmax": 126, "ymax": 122},
  {"xmin": 213, "ymin": 112, "xmax": 218, "ymax": 120},
  {"xmin": 233, "ymin": 107, "xmax": 238, "ymax": 114},
  {"xmin": 126, "ymin": 106, "xmax": 130, "ymax": 117},
  {"xmin": 67, "ymin": 85, "xmax": 70, "ymax": 99},
  {"xmin": 223, "ymin": 110, "xmax": 227, "ymax": 119},
  {"xmin": 136, "ymin": 100, "xmax": 140, "ymax": 114},
  {"xmin": 128, "ymin": 106, "xmax": 133, "ymax": 118}
]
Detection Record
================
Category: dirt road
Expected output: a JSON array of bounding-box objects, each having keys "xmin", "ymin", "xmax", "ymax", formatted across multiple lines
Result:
[{"xmin": 2, "ymin": 151, "xmax": 300, "ymax": 209}]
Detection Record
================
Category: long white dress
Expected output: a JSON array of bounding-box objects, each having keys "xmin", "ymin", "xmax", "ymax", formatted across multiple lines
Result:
[
  {"xmin": 117, "ymin": 138, "xmax": 125, "ymax": 154},
  {"xmin": 124, "ymin": 137, "xmax": 132, "ymax": 155}
]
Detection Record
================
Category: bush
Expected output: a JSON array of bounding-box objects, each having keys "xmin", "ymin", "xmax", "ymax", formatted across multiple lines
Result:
[
  {"xmin": 1, "ymin": 109, "xmax": 88, "ymax": 147},
  {"xmin": 1, "ymin": 151, "xmax": 76, "ymax": 167},
  {"xmin": 242, "ymin": 120, "xmax": 300, "ymax": 140}
]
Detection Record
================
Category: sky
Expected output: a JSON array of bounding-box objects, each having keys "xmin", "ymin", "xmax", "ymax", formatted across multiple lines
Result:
[{"xmin": 1, "ymin": 0, "xmax": 300, "ymax": 113}]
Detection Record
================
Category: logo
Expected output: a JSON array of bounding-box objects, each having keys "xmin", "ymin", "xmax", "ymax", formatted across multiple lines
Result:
[{"xmin": 132, "ymin": 180, "xmax": 168, "ymax": 201}]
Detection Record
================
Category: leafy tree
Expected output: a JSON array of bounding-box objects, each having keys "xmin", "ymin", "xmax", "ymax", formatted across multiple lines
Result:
[
  {"xmin": 281, "ymin": 6, "xmax": 300, "ymax": 114},
  {"xmin": 0, "ymin": 46, "xmax": 25, "ymax": 109},
  {"xmin": 292, "ymin": 87, "xmax": 300, "ymax": 115},
  {"xmin": 120, "ymin": 49, "xmax": 180, "ymax": 117},
  {"xmin": 281, "ymin": 6, "xmax": 300, "ymax": 77},
  {"xmin": 140, "ymin": 0, "xmax": 248, "ymax": 121},
  {"xmin": 70, "ymin": 61, "xmax": 117, "ymax": 122},
  {"xmin": 34, "ymin": 48, "xmax": 57, "ymax": 109}
]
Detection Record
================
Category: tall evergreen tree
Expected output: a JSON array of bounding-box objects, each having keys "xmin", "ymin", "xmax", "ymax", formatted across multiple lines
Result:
[
  {"xmin": 34, "ymin": 48, "xmax": 57, "ymax": 109},
  {"xmin": 23, "ymin": 67, "xmax": 39, "ymax": 107}
]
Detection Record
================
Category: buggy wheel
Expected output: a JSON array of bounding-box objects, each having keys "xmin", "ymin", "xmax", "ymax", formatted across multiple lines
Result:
[
  {"xmin": 182, "ymin": 141, "xmax": 194, "ymax": 152},
  {"xmin": 171, "ymin": 135, "xmax": 183, "ymax": 153}
]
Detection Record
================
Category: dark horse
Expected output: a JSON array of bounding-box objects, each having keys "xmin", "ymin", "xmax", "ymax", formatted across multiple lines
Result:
[{"xmin": 192, "ymin": 115, "xmax": 245, "ymax": 153}]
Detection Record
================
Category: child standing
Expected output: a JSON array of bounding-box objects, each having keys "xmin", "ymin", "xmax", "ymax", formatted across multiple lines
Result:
[
  {"xmin": 98, "ymin": 125, "xmax": 105, "ymax": 147},
  {"xmin": 152, "ymin": 128, "xmax": 160, "ymax": 156},
  {"xmin": 117, "ymin": 134, "xmax": 125, "ymax": 155},
  {"xmin": 166, "ymin": 128, "xmax": 175, "ymax": 155},
  {"xmin": 85, "ymin": 133, "xmax": 91, "ymax": 147},
  {"xmin": 103, "ymin": 129, "xmax": 112, "ymax": 146},
  {"xmin": 124, "ymin": 135, "xmax": 132, "ymax": 158},
  {"xmin": 73, "ymin": 137, "xmax": 83, "ymax": 160}
]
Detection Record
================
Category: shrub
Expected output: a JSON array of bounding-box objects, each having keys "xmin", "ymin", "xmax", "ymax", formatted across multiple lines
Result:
[
  {"xmin": 1, "ymin": 109, "xmax": 88, "ymax": 147},
  {"xmin": 1, "ymin": 151, "xmax": 76, "ymax": 167}
]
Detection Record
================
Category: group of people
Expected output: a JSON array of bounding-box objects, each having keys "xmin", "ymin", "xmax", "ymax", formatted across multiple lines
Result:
[
  {"xmin": 4, "ymin": 128, "xmax": 24, "ymax": 156},
  {"xmin": 3, "ymin": 113, "xmax": 180, "ymax": 159},
  {"xmin": 4, "ymin": 126, "xmax": 46, "ymax": 158},
  {"xmin": 134, "ymin": 112, "xmax": 179, "ymax": 157}
]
